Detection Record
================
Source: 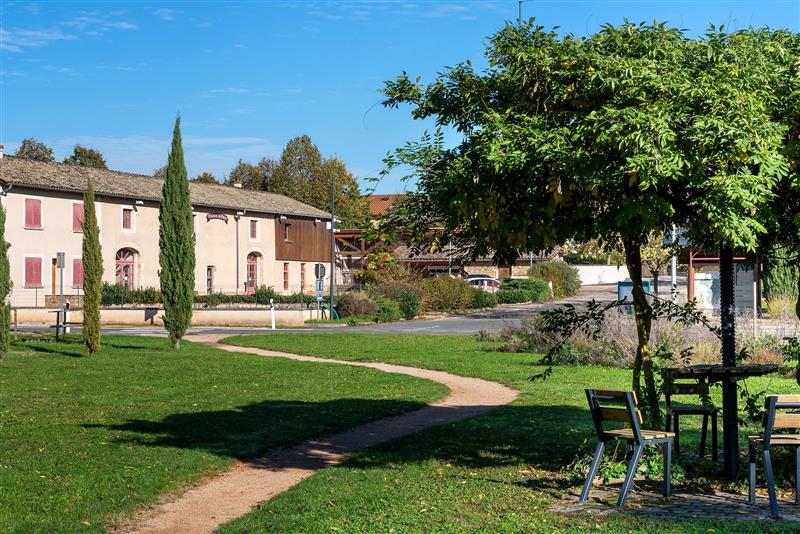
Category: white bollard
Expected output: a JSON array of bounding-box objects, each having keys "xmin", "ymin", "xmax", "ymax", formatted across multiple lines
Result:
[
  {"xmin": 64, "ymin": 304, "xmax": 71, "ymax": 334},
  {"xmin": 270, "ymin": 299, "xmax": 276, "ymax": 330}
]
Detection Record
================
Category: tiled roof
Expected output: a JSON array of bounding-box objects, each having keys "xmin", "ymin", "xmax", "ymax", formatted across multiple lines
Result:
[
  {"xmin": 0, "ymin": 156, "xmax": 330, "ymax": 219},
  {"xmin": 368, "ymin": 194, "xmax": 406, "ymax": 216}
]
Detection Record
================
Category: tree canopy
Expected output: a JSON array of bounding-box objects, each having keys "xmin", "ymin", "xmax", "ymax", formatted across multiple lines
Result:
[
  {"xmin": 14, "ymin": 138, "xmax": 55, "ymax": 163},
  {"xmin": 225, "ymin": 136, "xmax": 369, "ymax": 228},
  {"xmin": 380, "ymin": 20, "xmax": 799, "ymax": 426},
  {"xmin": 63, "ymin": 145, "xmax": 108, "ymax": 169},
  {"xmin": 192, "ymin": 171, "xmax": 218, "ymax": 184}
]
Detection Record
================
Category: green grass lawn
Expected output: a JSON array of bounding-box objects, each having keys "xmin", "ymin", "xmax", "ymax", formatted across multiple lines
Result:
[
  {"xmin": 220, "ymin": 333, "xmax": 800, "ymax": 533},
  {"xmin": 0, "ymin": 335, "xmax": 446, "ymax": 534}
]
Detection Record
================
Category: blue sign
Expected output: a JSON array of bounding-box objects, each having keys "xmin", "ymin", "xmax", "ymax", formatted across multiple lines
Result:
[{"xmin": 316, "ymin": 278, "xmax": 324, "ymax": 301}]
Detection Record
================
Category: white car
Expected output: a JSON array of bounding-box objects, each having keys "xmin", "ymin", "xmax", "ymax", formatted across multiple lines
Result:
[{"xmin": 466, "ymin": 275, "xmax": 500, "ymax": 293}]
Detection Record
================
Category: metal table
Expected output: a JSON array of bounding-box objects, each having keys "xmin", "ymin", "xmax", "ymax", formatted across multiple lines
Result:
[{"xmin": 663, "ymin": 364, "xmax": 778, "ymax": 476}]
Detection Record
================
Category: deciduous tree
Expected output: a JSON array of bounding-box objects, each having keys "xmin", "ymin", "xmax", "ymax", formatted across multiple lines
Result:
[
  {"xmin": 192, "ymin": 171, "xmax": 218, "ymax": 184},
  {"xmin": 64, "ymin": 145, "xmax": 108, "ymax": 169},
  {"xmin": 14, "ymin": 138, "xmax": 54, "ymax": 162},
  {"xmin": 158, "ymin": 116, "xmax": 195, "ymax": 349}
]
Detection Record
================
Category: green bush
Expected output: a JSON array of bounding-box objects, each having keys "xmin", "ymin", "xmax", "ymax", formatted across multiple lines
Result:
[
  {"xmin": 496, "ymin": 288, "xmax": 531, "ymax": 304},
  {"xmin": 370, "ymin": 282, "xmax": 422, "ymax": 320},
  {"xmin": 497, "ymin": 278, "xmax": 550, "ymax": 303},
  {"xmin": 527, "ymin": 260, "xmax": 581, "ymax": 297},
  {"xmin": 101, "ymin": 283, "xmax": 162, "ymax": 306},
  {"xmin": 420, "ymin": 277, "xmax": 474, "ymax": 311},
  {"xmin": 470, "ymin": 287, "xmax": 498, "ymax": 308},
  {"xmin": 373, "ymin": 296, "xmax": 402, "ymax": 323},
  {"xmin": 335, "ymin": 292, "xmax": 378, "ymax": 318}
]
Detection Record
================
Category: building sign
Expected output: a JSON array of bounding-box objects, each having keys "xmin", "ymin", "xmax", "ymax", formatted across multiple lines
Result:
[
  {"xmin": 206, "ymin": 213, "xmax": 229, "ymax": 224},
  {"xmin": 693, "ymin": 263, "xmax": 756, "ymax": 311}
]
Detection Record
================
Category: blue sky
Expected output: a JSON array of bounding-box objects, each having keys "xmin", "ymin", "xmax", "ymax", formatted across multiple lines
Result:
[{"xmin": 2, "ymin": 1, "xmax": 799, "ymax": 193}]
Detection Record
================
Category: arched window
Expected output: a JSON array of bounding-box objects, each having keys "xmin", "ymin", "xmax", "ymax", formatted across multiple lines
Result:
[
  {"xmin": 246, "ymin": 252, "xmax": 261, "ymax": 294},
  {"xmin": 115, "ymin": 248, "xmax": 138, "ymax": 290}
]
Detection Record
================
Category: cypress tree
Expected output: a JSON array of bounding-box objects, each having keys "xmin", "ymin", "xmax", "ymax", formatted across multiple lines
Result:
[
  {"xmin": 0, "ymin": 201, "xmax": 11, "ymax": 356},
  {"xmin": 159, "ymin": 116, "xmax": 195, "ymax": 349},
  {"xmin": 82, "ymin": 178, "xmax": 103, "ymax": 355}
]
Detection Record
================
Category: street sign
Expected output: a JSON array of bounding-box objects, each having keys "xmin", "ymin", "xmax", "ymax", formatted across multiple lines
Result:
[
  {"xmin": 315, "ymin": 263, "xmax": 326, "ymax": 279},
  {"xmin": 316, "ymin": 278, "xmax": 325, "ymax": 301},
  {"xmin": 56, "ymin": 252, "xmax": 65, "ymax": 269}
]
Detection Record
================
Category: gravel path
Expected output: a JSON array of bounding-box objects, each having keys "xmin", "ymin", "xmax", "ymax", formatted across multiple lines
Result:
[{"xmin": 116, "ymin": 334, "xmax": 518, "ymax": 534}]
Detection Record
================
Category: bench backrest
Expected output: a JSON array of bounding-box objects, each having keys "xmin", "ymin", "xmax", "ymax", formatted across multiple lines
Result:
[
  {"xmin": 762, "ymin": 395, "xmax": 800, "ymax": 447},
  {"xmin": 585, "ymin": 389, "xmax": 643, "ymax": 443},
  {"xmin": 664, "ymin": 380, "xmax": 709, "ymax": 406}
]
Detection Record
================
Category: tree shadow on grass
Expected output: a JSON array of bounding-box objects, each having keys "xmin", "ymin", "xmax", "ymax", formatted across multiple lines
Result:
[{"xmin": 84, "ymin": 398, "xmax": 433, "ymax": 460}]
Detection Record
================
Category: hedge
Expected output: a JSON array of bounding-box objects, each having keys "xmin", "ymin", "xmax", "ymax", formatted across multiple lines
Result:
[
  {"xmin": 101, "ymin": 282, "xmax": 313, "ymax": 307},
  {"xmin": 497, "ymin": 278, "xmax": 550, "ymax": 303},
  {"xmin": 470, "ymin": 287, "xmax": 498, "ymax": 308},
  {"xmin": 527, "ymin": 260, "xmax": 581, "ymax": 297}
]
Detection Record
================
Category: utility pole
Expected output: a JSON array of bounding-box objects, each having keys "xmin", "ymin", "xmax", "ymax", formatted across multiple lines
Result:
[
  {"xmin": 329, "ymin": 175, "xmax": 335, "ymax": 314},
  {"xmin": 518, "ymin": 0, "xmax": 523, "ymax": 25}
]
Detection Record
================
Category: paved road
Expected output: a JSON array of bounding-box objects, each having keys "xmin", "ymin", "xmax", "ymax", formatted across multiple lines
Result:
[{"xmin": 17, "ymin": 284, "xmax": 619, "ymax": 337}]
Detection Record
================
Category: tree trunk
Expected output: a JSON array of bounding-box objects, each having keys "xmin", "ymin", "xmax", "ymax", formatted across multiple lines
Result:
[
  {"xmin": 624, "ymin": 237, "xmax": 661, "ymax": 429},
  {"xmin": 652, "ymin": 271, "xmax": 659, "ymax": 296}
]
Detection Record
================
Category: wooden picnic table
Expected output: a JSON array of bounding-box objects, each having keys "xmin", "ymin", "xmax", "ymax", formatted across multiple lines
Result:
[{"xmin": 663, "ymin": 364, "xmax": 779, "ymax": 477}]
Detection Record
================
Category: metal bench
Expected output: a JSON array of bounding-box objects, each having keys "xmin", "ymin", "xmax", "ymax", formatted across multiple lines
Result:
[
  {"xmin": 580, "ymin": 389, "xmax": 674, "ymax": 508},
  {"xmin": 665, "ymin": 379, "xmax": 718, "ymax": 460},
  {"xmin": 748, "ymin": 394, "xmax": 800, "ymax": 519}
]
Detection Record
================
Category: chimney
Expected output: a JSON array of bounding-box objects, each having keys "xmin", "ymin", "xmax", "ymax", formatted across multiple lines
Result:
[
  {"xmin": 0, "ymin": 144, "xmax": 4, "ymax": 159},
  {"xmin": 231, "ymin": 178, "xmax": 242, "ymax": 188}
]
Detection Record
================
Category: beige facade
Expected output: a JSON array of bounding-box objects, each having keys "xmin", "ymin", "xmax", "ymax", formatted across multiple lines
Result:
[{"xmin": 1, "ymin": 156, "xmax": 331, "ymax": 308}]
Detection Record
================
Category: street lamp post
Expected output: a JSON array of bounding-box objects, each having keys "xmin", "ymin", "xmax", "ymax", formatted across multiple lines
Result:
[{"xmin": 329, "ymin": 175, "xmax": 335, "ymax": 314}]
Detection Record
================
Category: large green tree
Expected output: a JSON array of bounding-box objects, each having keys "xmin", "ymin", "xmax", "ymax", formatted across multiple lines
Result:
[
  {"xmin": 14, "ymin": 138, "xmax": 55, "ymax": 162},
  {"xmin": 82, "ymin": 178, "xmax": 103, "ymax": 356},
  {"xmin": 192, "ymin": 171, "xmax": 218, "ymax": 184},
  {"xmin": 0, "ymin": 201, "xmax": 11, "ymax": 356},
  {"xmin": 229, "ymin": 136, "xmax": 369, "ymax": 228},
  {"xmin": 380, "ymin": 21, "xmax": 792, "ymax": 427},
  {"xmin": 159, "ymin": 117, "xmax": 196, "ymax": 349},
  {"xmin": 64, "ymin": 145, "xmax": 108, "ymax": 169}
]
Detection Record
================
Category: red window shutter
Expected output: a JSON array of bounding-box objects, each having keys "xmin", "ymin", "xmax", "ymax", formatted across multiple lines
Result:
[
  {"xmin": 73, "ymin": 203, "xmax": 84, "ymax": 232},
  {"xmin": 122, "ymin": 209, "xmax": 132, "ymax": 229},
  {"xmin": 72, "ymin": 259, "xmax": 84, "ymax": 287},
  {"xmin": 25, "ymin": 257, "xmax": 42, "ymax": 287},
  {"xmin": 25, "ymin": 199, "xmax": 42, "ymax": 228}
]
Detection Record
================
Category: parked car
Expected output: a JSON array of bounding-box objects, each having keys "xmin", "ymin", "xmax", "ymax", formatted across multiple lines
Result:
[{"xmin": 466, "ymin": 275, "xmax": 500, "ymax": 293}]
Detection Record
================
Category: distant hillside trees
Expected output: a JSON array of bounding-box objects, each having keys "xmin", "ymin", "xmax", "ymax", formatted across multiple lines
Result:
[
  {"xmin": 14, "ymin": 138, "xmax": 55, "ymax": 162},
  {"xmin": 64, "ymin": 145, "xmax": 108, "ymax": 169}
]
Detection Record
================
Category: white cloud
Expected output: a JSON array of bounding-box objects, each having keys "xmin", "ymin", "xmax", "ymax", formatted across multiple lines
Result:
[
  {"xmin": 20, "ymin": 135, "xmax": 281, "ymax": 179},
  {"xmin": 0, "ymin": 27, "xmax": 75, "ymax": 52},
  {"xmin": 62, "ymin": 13, "xmax": 139, "ymax": 33},
  {"xmin": 153, "ymin": 8, "xmax": 178, "ymax": 21},
  {"xmin": 43, "ymin": 64, "xmax": 81, "ymax": 78}
]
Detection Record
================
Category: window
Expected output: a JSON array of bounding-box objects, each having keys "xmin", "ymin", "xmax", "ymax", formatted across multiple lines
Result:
[
  {"xmin": 246, "ymin": 252, "xmax": 260, "ymax": 294},
  {"xmin": 24, "ymin": 199, "xmax": 42, "ymax": 229},
  {"xmin": 72, "ymin": 259, "xmax": 84, "ymax": 288},
  {"xmin": 24, "ymin": 257, "xmax": 43, "ymax": 288},
  {"xmin": 122, "ymin": 208, "xmax": 134, "ymax": 230},
  {"xmin": 250, "ymin": 219, "xmax": 258, "ymax": 240},
  {"xmin": 115, "ymin": 248, "xmax": 137, "ymax": 289},
  {"xmin": 72, "ymin": 203, "xmax": 84, "ymax": 233},
  {"xmin": 300, "ymin": 263, "xmax": 306, "ymax": 292},
  {"xmin": 283, "ymin": 223, "xmax": 292, "ymax": 242},
  {"xmin": 283, "ymin": 262, "xmax": 289, "ymax": 291},
  {"xmin": 206, "ymin": 266, "xmax": 214, "ymax": 294},
  {"xmin": 192, "ymin": 214, "xmax": 198, "ymax": 236}
]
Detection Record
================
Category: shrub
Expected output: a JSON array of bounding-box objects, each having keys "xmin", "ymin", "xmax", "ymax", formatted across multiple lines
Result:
[
  {"xmin": 527, "ymin": 260, "xmax": 581, "ymax": 297},
  {"xmin": 420, "ymin": 277, "xmax": 474, "ymax": 311},
  {"xmin": 254, "ymin": 285, "xmax": 278, "ymax": 305},
  {"xmin": 470, "ymin": 287, "xmax": 498, "ymax": 309},
  {"xmin": 373, "ymin": 296, "xmax": 402, "ymax": 323},
  {"xmin": 101, "ymin": 283, "xmax": 162, "ymax": 306},
  {"xmin": 499, "ymin": 278, "xmax": 550, "ymax": 302},
  {"xmin": 496, "ymin": 288, "xmax": 531, "ymax": 304},
  {"xmin": 370, "ymin": 282, "xmax": 423, "ymax": 319},
  {"xmin": 335, "ymin": 292, "xmax": 378, "ymax": 318}
]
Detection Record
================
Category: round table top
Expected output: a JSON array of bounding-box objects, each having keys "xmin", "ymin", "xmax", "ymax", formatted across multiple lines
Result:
[{"xmin": 664, "ymin": 364, "xmax": 778, "ymax": 378}]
